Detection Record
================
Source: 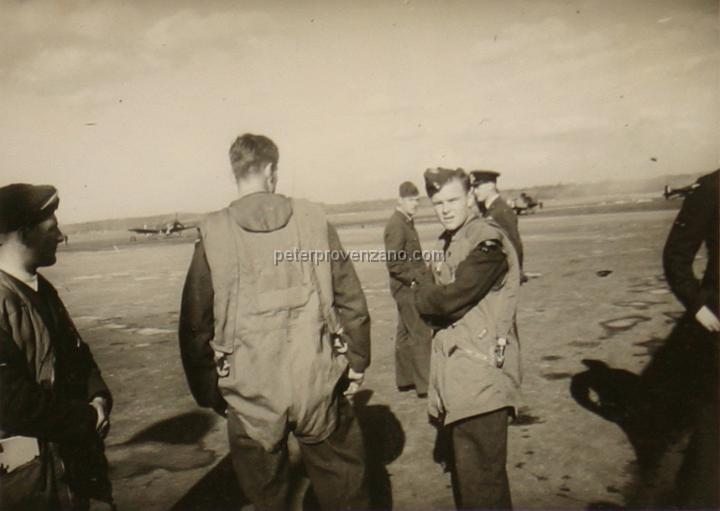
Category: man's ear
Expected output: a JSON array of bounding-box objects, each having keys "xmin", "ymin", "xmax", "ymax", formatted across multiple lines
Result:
[
  {"xmin": 1, "ymin": 229, "xmax": 23, "ymax": 247},
  {"xmin": 262, "ymin": 162, "xmax": 278, "ymax": 191},
  {"xmin": 466, "ymin": 190, "xmax": 476, "ymax": 208},
  {"xmin": 261, "ymin": 162, "xmax": 274, "ymax": 178},
  {"xmin": 17, "ymin": 225, "xmax": 32, "ymax": 243}
]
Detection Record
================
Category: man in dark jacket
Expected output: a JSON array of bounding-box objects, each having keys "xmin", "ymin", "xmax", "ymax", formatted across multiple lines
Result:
[
  {"xmin": 662, "ymin": 169, "xmax": 719, "ymax": 508},
  {"xmin": 0, "ymin": 184, "xmax": 113, "ymax": 510},
  {"xmin": 179, "ymin": 134, "xmax": 371, "ymax": 510},
  {"xmin": 383, "ymin": 181, "xmax": 432, "ymax": 397},
  {"xmin": 469, "ymin": 170, "xmax": 524, "ymax": 269}
]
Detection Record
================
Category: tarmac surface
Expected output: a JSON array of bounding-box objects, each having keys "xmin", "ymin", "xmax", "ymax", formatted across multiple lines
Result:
[{"xmin": 44, "ymin": 206, "xmax": 694, "ymax": 510}]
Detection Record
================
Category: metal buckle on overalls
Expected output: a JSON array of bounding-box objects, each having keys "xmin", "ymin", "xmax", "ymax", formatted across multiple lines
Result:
[
  {"xmin": 213, "ymin": 351, "xmax": 230, "ymax": 377},
  {"xmin": 494, "ymin": 337, "xmax": 508, "ymax": 368},
  {"xmin": 332, "ymin": 327, "xmax": 348, "ymax": 354}
]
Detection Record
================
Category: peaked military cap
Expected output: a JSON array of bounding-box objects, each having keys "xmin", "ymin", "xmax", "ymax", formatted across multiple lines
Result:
[
  {"xmin": 398, "ymin": 181, "xmax": 420, "ymax": 198},
  {"xmin": 0, "ymin": 184, "xmax": 59, "ymax": 234},
  {"xmin": 469, "ymin": 170, "xmax": 500, "ymax": 186},
  {"xmin": 424, "ymin": 167, "xmax": 468, "ymax": 197}
]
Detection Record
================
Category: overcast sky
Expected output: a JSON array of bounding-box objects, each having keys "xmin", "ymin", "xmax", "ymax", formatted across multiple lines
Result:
[{"xmin": 1, "ymin": 0, "xmax": 717, "ymax": 223}]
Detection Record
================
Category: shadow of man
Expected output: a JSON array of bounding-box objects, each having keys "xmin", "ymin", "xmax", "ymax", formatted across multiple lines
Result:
[
  {"xmin": 350, "ymin": 389, "xmax": 406, "ymax": 510},
  {"xmin": 107, "ymin": 411, "xmax": 219, "ymax": 482},
  {"xmin": 570, "ymin": 318, "xmax": 718, "ymax": 507},
  {"xmin": 122, "ymin": 411, "xmax": 216, "ymax": 446}
]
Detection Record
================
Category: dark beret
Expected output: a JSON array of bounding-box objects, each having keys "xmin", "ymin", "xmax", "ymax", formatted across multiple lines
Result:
[
  {"xmin": 398, "ymin": 181, "xmax": 420, "ymax": 198},
  {"xmin": 0, "ymin": 184, "xmax": 59, "ymax": 234},
  {"xmin": 424, "ymin": 167, "xmax": 468, "ymax": 197},
  {"xmin": 469, "ymin": 170, "xmax": 500, "ymax": 186}
]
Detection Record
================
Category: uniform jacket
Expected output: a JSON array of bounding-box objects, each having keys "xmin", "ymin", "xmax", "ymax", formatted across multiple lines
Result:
[
  {"xmin": 384, "ymin": 209, "xmax": 429, "ymax": 296},
  {"xmin": 663, "ymin": 169, "xmax": 719, "ymax": 317},
  {"xmin": 417, "ymin": 214, "xmax": 521, "ymax": 425},
  {"xmin": 0, "ymin": 271, "xmax": 112, "ymax": 509},
  {"xmin": 179, "ymin": 192, "xmax": 371, "ymax": 451},
  {"xmin": 484, "ymin": 196, "xmax": 524, "ymax": 268}
]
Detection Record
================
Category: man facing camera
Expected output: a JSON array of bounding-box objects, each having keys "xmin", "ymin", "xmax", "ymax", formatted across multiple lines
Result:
[
  {"xmin": 0, "ymin": 184, "xmax": 113, "ymax": 510},
  {"xmin": 415, "ymin": 168, "xmax": 522, "ymax": 510},
  {"xmin": 179, "ymin": 133, "xmax": 371, "ymax": 510},
  {"xmin": 383, "ymin": 181, "xmax": 432, "ymax": 397}
]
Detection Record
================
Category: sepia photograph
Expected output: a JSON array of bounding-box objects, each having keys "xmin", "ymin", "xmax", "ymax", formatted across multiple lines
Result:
[{"xmin": 0, "ymin": 0, "xmax": 718, "ymax": 509}]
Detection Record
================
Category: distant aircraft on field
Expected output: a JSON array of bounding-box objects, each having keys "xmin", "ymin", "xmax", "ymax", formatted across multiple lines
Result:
[
  {"xmin": 128, "ymin": 218, "xmax": 197, "ymax": 237},
  {"xmin": 663, "ymin": 182, "xmax": 699, "ymax": 200},
  {"xmin": 509, "ymin": 192, "xmax": 543, "ymax": 215}
]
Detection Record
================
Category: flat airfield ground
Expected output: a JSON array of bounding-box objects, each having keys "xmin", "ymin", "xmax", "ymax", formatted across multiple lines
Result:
[{"xmin": 44, "ymin": 205, "xmax": 690, "ymax": 510}]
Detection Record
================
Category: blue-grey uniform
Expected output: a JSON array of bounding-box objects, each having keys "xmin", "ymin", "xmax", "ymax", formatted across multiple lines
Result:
[
  {"xmin": 484, "ymin": 196, "xmax": 524, "ymax": 268},
  {"xmin": 469, "ymin": 170, "xmax": 524, "ymax": 268},
  {"xmin": 384, "ymin": 189, "xmax": 433, "ymax": 396}
]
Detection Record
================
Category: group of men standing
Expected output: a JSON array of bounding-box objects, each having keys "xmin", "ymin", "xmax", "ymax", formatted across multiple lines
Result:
[
  {"xmin": 383, "ymin": 170, "xmax": 525, "ymax": 401},
  {"xmin": 1, "ymin": 131, "xmax": 716, "ymax": 510},
  {"xmin": 178, "ymin": 136, "xmax": 526, "ymax": 509}
]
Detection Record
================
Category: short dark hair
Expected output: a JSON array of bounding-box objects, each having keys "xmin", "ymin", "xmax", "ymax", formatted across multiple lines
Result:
[
  {"xmin": 398, "ymin": 181, "xmax": 420, "ymax": 198},
  {"xmin": 229, "ymin": 134, "xmax": 279, "ymax": 181}
]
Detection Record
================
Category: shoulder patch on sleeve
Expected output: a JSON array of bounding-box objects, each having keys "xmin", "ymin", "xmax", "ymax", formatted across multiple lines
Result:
[{"xmin": 478, "ymin": 239, "xmax": 502, "ymax": 252}]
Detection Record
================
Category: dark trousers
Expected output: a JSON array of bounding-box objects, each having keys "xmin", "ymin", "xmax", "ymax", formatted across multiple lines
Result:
[
  {"xmin": 674, "ymin": 324, "xmax": 719, "ymax": 508},
  {"xmin": 676, "ymin": 400, "xmax": 719, "ymax": 508},
  {"xmin": 450, "ymin": 408, "xmax": 512, "ymax": 510},
  {"xmin": 394, "ymin": 288, "xmax": 432, "ymax": 395},
  {"xmin": 227, "ymin": 398, "xmax": 369, "ymax": 511}
]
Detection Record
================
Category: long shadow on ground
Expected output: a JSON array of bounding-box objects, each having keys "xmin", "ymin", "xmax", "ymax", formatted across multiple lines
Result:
[
  {"xmin": 122, "ymin": 411, "xmax": 216, "ymax": 445},
  {"xmin": 352, "ymin": 389, "xmax": 406, "ymax": 510},
  {"xmin": 570, "ymin": 319, "xmax": 717, "ymax": 508},
  {"xmin": 108, "ymin": 411, "xmax": 219, "ymax": 481}
]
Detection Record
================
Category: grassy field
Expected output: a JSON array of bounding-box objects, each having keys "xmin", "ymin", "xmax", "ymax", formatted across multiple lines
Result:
[{"xmin": 42, "ymin": 201, "xmax": 695, "ymax": 510}]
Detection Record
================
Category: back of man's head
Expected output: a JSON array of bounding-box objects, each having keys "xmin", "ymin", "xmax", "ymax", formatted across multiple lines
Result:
[{"xmin": 229, "ymin": 134, "xmax": 279, "ymax": 181}]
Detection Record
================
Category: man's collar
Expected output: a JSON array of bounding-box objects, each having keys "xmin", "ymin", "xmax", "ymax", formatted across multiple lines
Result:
[
  {"xmin": 0, "ymin": 264, "xmax": 38, "ymax": 291},
  {"xmin": 395, "ymin": 207, "xmax": 414, "ymax": 223},
  {"xmin": 485, "ymin": 193, "xmax": 500, "ymax": 209}
]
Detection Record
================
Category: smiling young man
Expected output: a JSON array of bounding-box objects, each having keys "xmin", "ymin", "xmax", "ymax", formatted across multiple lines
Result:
[
  {"xmin": 414, "ymin": 168, "xmax": 522, "ymax": 510},
  {"xmin": 0, "ymin": 184, "xmax": 113, "ymax": 510},
  {"xmin": 383, "ymin": 181, "xmax": 433, "ymax": 397}
]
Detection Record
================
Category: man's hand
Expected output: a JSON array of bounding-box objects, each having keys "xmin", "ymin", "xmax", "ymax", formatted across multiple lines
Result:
[
  {"xmin": 90, "ymin": 396, "xmax": 110, "ymax": 439},
  {"xmin": 214, "ymin": 351, "xmax": 230, "ymax": 377},
  {"xmin": 695, "ymin": 305, "xmax": 720, "ymax": 332},
  {"xmin": 344, "ymin": 368, "xmax": 364, "ymax": 397}
]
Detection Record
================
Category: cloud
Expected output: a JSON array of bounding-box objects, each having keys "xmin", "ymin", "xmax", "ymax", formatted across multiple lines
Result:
[
  {"xmin": 0, "ymin": 1, "xmax": 272, "ymax": 98},
  {"xmin": 0, "ymin": 0, "xmax": 717, "ymax": 221}
]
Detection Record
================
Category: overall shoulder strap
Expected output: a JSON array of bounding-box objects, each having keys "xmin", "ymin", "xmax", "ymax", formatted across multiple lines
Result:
[{"xmin": 291, "ymin": 199, "xmax": 339, "ymax": 332}]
